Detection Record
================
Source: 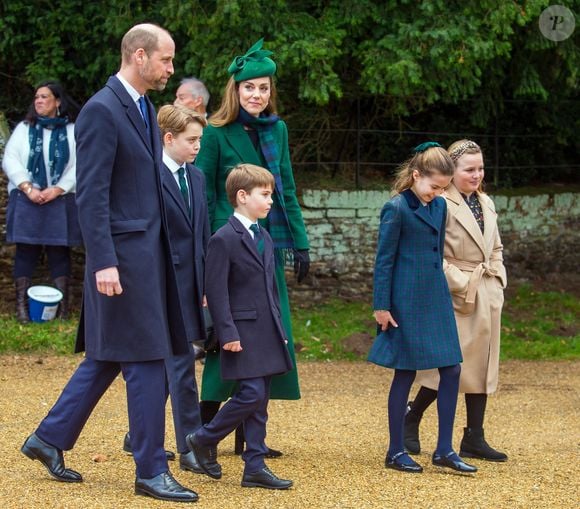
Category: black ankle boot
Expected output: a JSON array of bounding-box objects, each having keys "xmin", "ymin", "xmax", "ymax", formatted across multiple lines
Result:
[
  {"xmin": 459, "ymin": 427, "xmax": 508, "ymax": 462},
  {"xmin": 15, "ymin": 277, "xmax": 31, "ymax": 323},
  {"xmin": 53, "ymin": 276, "xmax": 70, "ymax": 319},
  {"xmin": 404, "ymin": 401, "xmax": 421, "ymax": 455}
]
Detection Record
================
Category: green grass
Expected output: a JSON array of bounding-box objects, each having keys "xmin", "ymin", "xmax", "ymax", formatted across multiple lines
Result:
[
  {"xmin": 0, "ymin": 285, "xmax": 577, "ymax": 361},
  {"xmin": 0, "ymin": 317, "xmax": 78, "ymax": 354},
  {"xmin": 500, "ymin": 284, "xmax": 579, "ymax": 360},
  {"xmin": 291, "ymin": 299, "xmax": 375, "ymax": 361}
]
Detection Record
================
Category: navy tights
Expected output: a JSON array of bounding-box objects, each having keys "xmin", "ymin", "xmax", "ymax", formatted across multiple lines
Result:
[{"xmin": 387, "ymin": 364, "xmax": 461, "ymax": 457}]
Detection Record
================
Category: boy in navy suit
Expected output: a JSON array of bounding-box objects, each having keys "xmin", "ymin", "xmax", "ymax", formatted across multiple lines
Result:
[
  {"xmin": 124, "ymin": 104, "xmax": 211, "ymax": 475},
  {"xmin": 186, "ymin": 164, "xmax": 294, "ymax": 490}
]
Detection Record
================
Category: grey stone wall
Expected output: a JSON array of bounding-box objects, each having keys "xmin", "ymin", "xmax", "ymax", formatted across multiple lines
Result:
[{"xmin": 286, "ymin": 190, "xmax": 580, "ymax": 302}]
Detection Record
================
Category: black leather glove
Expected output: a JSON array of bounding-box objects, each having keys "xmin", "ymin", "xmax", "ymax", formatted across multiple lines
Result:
[{"xmin": 293, "ymin": 249, "xmax": 310, "ymax": 283}]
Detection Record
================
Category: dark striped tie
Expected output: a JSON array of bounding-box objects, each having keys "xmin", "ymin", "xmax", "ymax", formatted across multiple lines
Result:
[
  {"xmin": 249, "ymin": 224, "xmax": 264, "ymax": 255},
  {"xmin": 177, "ymin": 166, "xmax": 190, "ymax": 212}
]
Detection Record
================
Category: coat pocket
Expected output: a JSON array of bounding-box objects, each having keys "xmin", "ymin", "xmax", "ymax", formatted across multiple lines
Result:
[
  {"xmin": 451, "ymin": 290, "xmax": 476, "ymax": 316},
  {"xmin": 110, "ymin": 219, "xmax": 148, "ymax": 235},
  {"xmin": 231, "ymin": 309, "xmax": 257, "ymax": 320}
]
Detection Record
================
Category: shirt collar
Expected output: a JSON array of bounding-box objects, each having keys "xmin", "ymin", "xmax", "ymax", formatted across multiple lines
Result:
[
  {"xmin": 163, "ymin": 151, "xmax": 184, "ymax": 175},
  {"xmin": 116, "ymin": 72, "xmax": 141, "ymax": 104},
  {"xmin": 233, "ymin": 212, "xmax": 256, "ymax": 233}
]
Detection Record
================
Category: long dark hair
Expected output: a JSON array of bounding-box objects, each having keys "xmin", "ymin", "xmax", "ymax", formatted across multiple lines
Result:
[{"xmin": 24, "ymin": 80, "xmax": 80, "ymax": 126}]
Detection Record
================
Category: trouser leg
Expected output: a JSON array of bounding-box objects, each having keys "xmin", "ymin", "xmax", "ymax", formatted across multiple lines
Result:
[
  {"xmin": 122, "ymin": 360, "xmax": 168, "ymax": 479},
  {"xmin": 36, "ymin": 358, "xmax": 119, "ymax": 450}
]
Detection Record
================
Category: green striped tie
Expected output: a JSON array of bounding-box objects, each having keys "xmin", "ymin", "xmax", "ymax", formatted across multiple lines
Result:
[{"xmin": 249, "ymin": 223, "xmax": 264, "ymax": 255}]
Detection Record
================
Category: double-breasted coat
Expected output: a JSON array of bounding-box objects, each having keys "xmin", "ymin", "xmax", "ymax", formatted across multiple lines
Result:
[
  {"xmin": 368, "ymin": 189, "xmax": 462, "ymax": 370},
  {"xmin": 195, "ymin": 120, "xmax": 308, "ymax": 399},
  {"xmin": 204, "ymin": 216, "xmax": 293, "ymax": 380},
  {"xmin": 416, "ymin": 184, "xmax": 506, "ymax": 393},
  {"xmin": 74, "ymin": 76, "xmax": 188, "ymax": 361}
]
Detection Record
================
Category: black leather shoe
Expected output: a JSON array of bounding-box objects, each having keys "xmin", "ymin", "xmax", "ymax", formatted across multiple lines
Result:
[
  {"xmin": 135, "ymin": 471, "xmax": 198, "ymax": 502},
  {"xmin": 234, "ymin": 426, "xmax": 283, "ymax": 458},
  {"xmin": 432, "ymin": 451, "xmax": 478, "ymax": 473},
  {"xmin": 265, "ymin": 447, "xmax": 283, "ymax": 458},
  {"xmin": 123, "ymin": 432, "xmax": 175, "ymax": 461},
  {"xmin": 185, "ymin": 432, "xmax": 222, "ymax": 479},
  {"xmin": 241, "ymin": 466, "xmax": 293, "ymax": 489},
  {"xmin": 180, "ymin": 451, "xmax": 204, "ymax": 474},
  {"xmin": 385, "ymin": 451, "xmax": 423, "ymax": 473},
  {"xmin": 21, "ymin": 433, "xmax": 83, "ymax": 483}
]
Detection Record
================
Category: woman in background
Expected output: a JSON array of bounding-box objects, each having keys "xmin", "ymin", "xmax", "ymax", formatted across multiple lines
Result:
[{"xmin": 2, "ymin": 80, "xmax": 81, "ymax": 322}]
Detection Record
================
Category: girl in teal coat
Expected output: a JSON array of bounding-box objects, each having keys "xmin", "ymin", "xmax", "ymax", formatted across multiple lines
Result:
[
  {"xmin": 369, "ymin": 143, "xmax": 477, "ymax": 474},
  {"xmin": 195, "ymin": 39, "xmax": 309, "ymax": 456}
]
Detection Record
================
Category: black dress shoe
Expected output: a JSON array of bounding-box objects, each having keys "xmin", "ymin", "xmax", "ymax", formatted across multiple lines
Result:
[
  {"xmin": 234, "ymin": 426, "xmax": 283, "ymax": 458},
  {"xmin": 385, "ymin": 451, "xmax": 423, "ymax": 473},
  {"xmin": 123, "ymin": 432, "xmax": 175, "ymax": 461},
  {"xmin": 241, "ymin": 466, "xmax": 293, "ymax": 490},
  {"xmin": 21, "ymin": 433, "xmax": 83, "ymax": 483},
  {"xmin": 432, "ymin": 451, "xmax": 478, "ymax": 473},
  {"xmin": 185, "ymin": 432, "xmax": 222, "ymax": 479},
  {"xmin": 135, "ymin": 471, "xmax": 198, "ymax": 502},
  {"xmin": 179, "ymin": 451, "xmax": 204, "ymax": 474}
]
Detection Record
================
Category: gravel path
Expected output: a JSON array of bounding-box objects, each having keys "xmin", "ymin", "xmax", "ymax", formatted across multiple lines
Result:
[{"xmin": 0, "ymin": 356, "xmax": 578, "ymax": 508}]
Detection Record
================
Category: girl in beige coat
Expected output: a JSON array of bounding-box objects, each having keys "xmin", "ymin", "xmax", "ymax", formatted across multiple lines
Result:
[{"xmin": 405, "ymin": 140, "xmax": 508, "ymax": 462}]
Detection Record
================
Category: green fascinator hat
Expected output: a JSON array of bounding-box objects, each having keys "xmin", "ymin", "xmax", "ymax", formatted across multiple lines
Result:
[{"xmin": 228, "ymin": 38, "xmax": 277, "ymax": 82}]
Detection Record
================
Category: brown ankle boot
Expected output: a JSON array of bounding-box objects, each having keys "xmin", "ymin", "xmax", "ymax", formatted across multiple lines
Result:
[
  {"xmin": 53, "ymin": 276, "xmax": 70, "ymax": 319},
  {"xmin": 15, "ymin": 277, "xmax": 31, "ymax": 323}
]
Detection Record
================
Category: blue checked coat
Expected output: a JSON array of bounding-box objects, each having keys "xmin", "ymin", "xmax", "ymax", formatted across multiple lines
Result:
[{"xmin": 368, "ymin": 189, "xmax": 462, "ymax": 370}]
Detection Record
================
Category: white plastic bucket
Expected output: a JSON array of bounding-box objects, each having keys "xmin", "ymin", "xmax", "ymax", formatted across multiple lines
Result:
[{"xmin": 27, "ymin": 285, "xmax": 63, "ymax": 322}]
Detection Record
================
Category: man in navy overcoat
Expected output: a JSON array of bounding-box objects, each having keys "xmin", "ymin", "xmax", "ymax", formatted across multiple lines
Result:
[{"xmin": 20, "ymin": 24, "xmax": 198, "ymax": 503}]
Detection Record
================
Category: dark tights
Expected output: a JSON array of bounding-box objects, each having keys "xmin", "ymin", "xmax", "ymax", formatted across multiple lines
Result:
[
  {"xmin": 412, "ymin": 386, "xmax": 488, "ymax": 429},
  {"xmin": 388, "ymin": 364, "xmax": 461, "ymax": 457},
  {"xmin": 14, "ymin": 243, "xmax": 71, "ymax": 279}
]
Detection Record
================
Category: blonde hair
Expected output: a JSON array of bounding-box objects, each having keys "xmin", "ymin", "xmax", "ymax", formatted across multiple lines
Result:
[
  {"xmin": 157, "ymin": 104, "xmax": 207, "ymax": 139},
  {"xmin": 392, "ymin": 146, "xmax": 455, "ymax": 194},
  {"xmin": 225, "ymin": 163, "xmax": 275, "ymax": 208},
  {"xmin": 448, "ymin": 139, "xmax": 485, "ymax": 193},
  {"xmin": 210, "ymin": 76, "xmax": 278, "ymax": 127}
]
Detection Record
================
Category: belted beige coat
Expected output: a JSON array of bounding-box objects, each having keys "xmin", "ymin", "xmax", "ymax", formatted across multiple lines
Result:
[{"xmin": 416, "ymin": 184, "xmax": 507, "ymax": 394}]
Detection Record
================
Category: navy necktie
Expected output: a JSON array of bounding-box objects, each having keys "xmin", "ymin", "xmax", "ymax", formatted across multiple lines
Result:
[
  {"xmin": 177, "ymin": 166, "xmax": 190, "ymax": 212},
  {"xmin": 249, "ymin": 224, "xmax": 264, "ymax": 255},
  {"xmin": 138, "ymin": 96, "xmax": 150, "ymax": 133}
]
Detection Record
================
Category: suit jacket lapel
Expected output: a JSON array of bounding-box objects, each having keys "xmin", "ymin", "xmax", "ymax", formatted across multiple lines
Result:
[
  {"xmin": 229, "ymin": 216, "xmax": 264, "ymax": 266},
  {"xmin": 223, "ymin": 123, "xmax": 262, "ymax": 165},
  {"xmin": 446, "ymin": 185, "xmax": 486, "ymax": 257},
  {"xmin": 107, "ymin": 76, "xmax": 153, "ymax": 155},
  {"xmin": 162, "ymin": 165, "xmax": 192, "ymax": 227},
  {"xmin": 186, "ymin": 165, "xmax": 197, "ymax": 226}
]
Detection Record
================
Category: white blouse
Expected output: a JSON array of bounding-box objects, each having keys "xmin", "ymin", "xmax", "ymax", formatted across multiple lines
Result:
[{"xmin": 1, "ymin": 121, "xmax": 77, "ymax": 194}]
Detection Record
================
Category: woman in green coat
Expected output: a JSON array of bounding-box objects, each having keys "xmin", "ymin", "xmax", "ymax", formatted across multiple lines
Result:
[{"xmin": 196, "ymin": 39, "xmax": 309, "ymax": 456}]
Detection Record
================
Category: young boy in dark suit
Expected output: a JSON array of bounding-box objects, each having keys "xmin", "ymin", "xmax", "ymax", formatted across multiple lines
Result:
[
  {"xmin": 186, "ymin": 163, "xmax": 294, "ymax": 490},
  {"xmin": 124, "ymin": 104, "xmax": 211, "ymax": 477}
]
